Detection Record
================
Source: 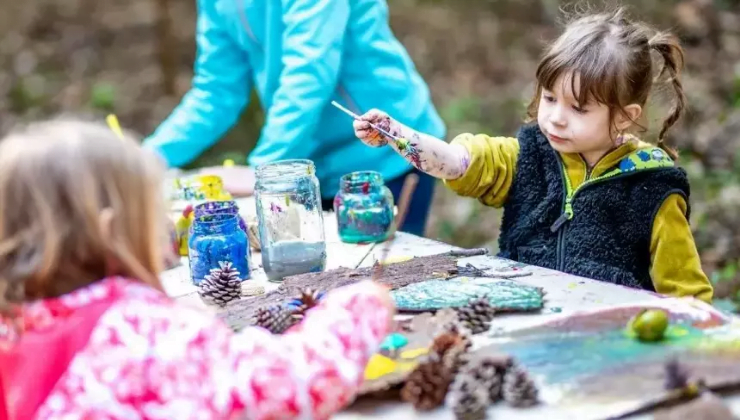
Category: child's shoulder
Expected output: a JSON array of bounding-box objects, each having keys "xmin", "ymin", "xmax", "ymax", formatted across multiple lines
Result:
[{"xmin": 617, "ymin": 138, "xmax": 679, "ymax": 173}]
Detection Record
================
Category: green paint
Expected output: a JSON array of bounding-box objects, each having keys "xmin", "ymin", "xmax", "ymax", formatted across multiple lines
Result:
[
  {"xmin": 494, "ymin": 325, "xmax": 707, "ymax": 385},
  {"xmin": 396, "ymin": 138, "xmax": 410, "ymax": 150},
  {"xmin": 380, "ymin": 333, "xmax": 409, "ymax": 351},
  {"xmin": 391, "ymin": 279, "xmax": 544, "ymax": 312}
]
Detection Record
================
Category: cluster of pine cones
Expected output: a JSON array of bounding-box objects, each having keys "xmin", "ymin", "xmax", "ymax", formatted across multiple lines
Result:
[
  {"xmin": 449, "ymin": 358, "xmax": 539, "ymax": 419},
  {"xmin": 400, "ymin": 321, "xmax": 538, "ymax": 418},
  {"xmin": 249, "ymin": 288, "xmax": 325, "ymax": 334}
]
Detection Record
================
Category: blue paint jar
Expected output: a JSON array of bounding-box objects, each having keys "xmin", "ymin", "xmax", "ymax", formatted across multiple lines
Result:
[
  {"xmin": 333, "ymin": 171, "xmax": 395, "ymax": 243},
  {"xmin": 255, "ymin": 159, "xmax": 327, "ymax": 282},
  {"xmin": 188, "ymin": 213, "xmax": 250, "ymax": 285},
  {"xmin": 194, "ymin": 200, "xmax": 252, "ymax": 269},
  {"xmin": 193, "ymin": 200, "xmax": 249, "ymax": 235}
]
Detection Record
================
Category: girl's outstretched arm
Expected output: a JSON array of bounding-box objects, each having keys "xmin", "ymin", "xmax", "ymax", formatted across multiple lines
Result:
[
  {"xmin": 30, "ymin": 280, "xmax": 393, "ymax": 420},
  {"xmin": 353, "ymin": 109, "xmax": 470, "ymax": 180},
  {"xmin": 220, "ymin": 281, "xmax": 394, "ymax": 420}
]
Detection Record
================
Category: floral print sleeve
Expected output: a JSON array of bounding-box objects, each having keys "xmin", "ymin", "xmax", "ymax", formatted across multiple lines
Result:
[
  {"xmin": 19, "ymin": 278, "xmax": 391, "ymax": 420},
  {"xmin": 224, "ymin": 282, "xmax": 391, "ymax": 419}
]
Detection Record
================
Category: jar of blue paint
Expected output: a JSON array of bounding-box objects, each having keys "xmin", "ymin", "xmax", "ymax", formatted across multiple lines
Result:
[
  {"xmin": 188, "ymin": 213, "xmax": 250, "ymax": 285},
  {"xmin": 255, "ymin": 159, "xmax": 326, "ymax": 282},
  {"xmin": 193, "ymin": 200, "xmax": 249, "ymax": 235},
  {"xmin": 333, "ymin": 171, "xmax": 395, "ymax": 243},
  {"xmin": 194, "ymin": 200, "xmax": 252, "ymax": 267}
]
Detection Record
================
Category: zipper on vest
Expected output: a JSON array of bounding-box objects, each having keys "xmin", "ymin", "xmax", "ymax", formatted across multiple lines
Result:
[
  {"xmin": 551, "ymin": 148, "xmax": 675, "ymax": 270},
  {"xmin": 550, "ymin": 161, "xmax": 591, "ymax": 232},
  {"xmin": 550, "ymin": 164, "xmax": 674, "ymax": 234},
  {"xmin": 554, "ymin": 154, "xmax": 569, "ymax": 271}
]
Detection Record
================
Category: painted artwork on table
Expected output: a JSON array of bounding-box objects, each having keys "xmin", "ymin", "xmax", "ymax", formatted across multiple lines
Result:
[
  {"xmin": 391, "ymin": 277, "xmax": 545, "ymax": 313},
  {"xmin": 481, "ymin": 298, "xmax": 740, "ymax": 420},
  {"xmin": 359, "ymin": 309, "xmax": 460, "ymax": 396}
]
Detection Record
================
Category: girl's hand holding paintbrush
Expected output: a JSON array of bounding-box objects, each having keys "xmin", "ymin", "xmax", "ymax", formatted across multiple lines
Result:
[{"xmin": 350, "ymin": 107, "xmax": 471, "ymax": 180}]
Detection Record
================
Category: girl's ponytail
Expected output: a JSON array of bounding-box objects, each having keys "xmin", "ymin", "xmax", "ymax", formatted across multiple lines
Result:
[{"xmin": 648, "ymin": 32, "xmax": 686, "ymax": 161}]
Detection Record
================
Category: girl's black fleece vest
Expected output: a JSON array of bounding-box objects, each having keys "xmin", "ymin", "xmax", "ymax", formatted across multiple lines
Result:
[{"xmin": 497, "ymin": 124, "xmax": 690, "ymax": 291}]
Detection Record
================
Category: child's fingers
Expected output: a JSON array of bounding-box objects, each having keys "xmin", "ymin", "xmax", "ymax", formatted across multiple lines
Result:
[
  {"xmin": 360, "ymin": 109, "xmax": 388, "ymax": 123},
  {"xmin": 353, "ymin": 120, "xmax": 371, "ymax": 131},
  {"xmin": 355, "ymin": 127, "xmax": 374, "ymax": 139}
]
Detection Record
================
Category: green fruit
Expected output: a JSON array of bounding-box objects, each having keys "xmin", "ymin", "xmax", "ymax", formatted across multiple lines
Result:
[{"xmin": 629, "ymin": 309, "xmax": 669, "ymax": 342}]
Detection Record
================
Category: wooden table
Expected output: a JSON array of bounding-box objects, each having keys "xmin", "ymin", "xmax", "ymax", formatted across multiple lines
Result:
[{"xmin": 163, "ymin": 198, "xmax": 740, "ymax": 419}]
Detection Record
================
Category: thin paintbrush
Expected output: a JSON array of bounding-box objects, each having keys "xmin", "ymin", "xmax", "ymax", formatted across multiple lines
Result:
[{"xmin": 331, "ymin": 100, "xmax": 404, "ymax": 143}]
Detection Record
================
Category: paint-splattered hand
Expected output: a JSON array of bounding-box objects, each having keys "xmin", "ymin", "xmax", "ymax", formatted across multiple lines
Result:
[{"xmin": 353, "ymin": 109, "xmax": 394, "ymax": 147}]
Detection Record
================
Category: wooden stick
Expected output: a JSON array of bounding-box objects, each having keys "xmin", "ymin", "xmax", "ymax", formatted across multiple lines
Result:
[
  {"xmin": 392, "ymin": 173, "xmax": 419, "ymax": 237},
  {"xmin": 372, "ymin": 173, "xmax": 419, "ymax": 282}
]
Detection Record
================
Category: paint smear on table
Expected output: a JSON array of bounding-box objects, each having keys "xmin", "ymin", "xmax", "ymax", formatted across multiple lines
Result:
[{"xmin": 483, "ymin": 298, "xmax": 740, "ymax": 420}]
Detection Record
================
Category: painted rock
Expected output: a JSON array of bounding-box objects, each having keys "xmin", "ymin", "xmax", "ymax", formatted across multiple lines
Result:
[
  {"xmin": 391, "ymin": 278, "xmax": 544, "ymax": 312},
  {"xmin": 380, "ymin": 333, "xmax": 409, "ymax": 352},
  {"xmin": 629, "ymin": 309, "xmax": 669, "ymax": 342}
]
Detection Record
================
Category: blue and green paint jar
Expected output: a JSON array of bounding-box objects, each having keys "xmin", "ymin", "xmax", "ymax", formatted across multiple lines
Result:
[{"xmin": 333, "ymin": 171, "xmax": 395, "ymax": 243}]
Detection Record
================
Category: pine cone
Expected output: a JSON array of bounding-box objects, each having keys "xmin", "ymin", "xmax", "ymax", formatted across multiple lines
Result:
[
  {"xmin": 431, "ymin": 330, "xmax": 472, "ymax": 373},
  {"xmin": 664, "ymin": 358, "xmax": 690, "ymax": 391},
  {"xmin": 448, "ymin": 372, "xmax": 490, "ymax": 420},
  {"xmin": 197, "ymin": 261, "xmax": 242, "ymax": 307},
  {"xmin": 461, "ymin": 356, "xmax": 507, "ymax": 401},
  {"xmin": 251, "ymin": 305, "xmax": 296, "ymax": 334},
  {"xmin": 287, "ymin": 288, "xmax": 326, "ymax": 320},
  {"xmin": 455, "ymin": 296, "xmax": 496, "ymax": 334},
  {"xmin": 502, "ymin": 365, "xmax": 539, "ymax": 407},
  {"xmin": 401, "ymin": 359, "xmax": 454, "ymax": 411}
]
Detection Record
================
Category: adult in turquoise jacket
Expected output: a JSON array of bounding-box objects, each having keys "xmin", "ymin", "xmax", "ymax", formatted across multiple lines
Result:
[{"xmin": 144, "ymin": 0, "xmax": 446, "ymax": 236}]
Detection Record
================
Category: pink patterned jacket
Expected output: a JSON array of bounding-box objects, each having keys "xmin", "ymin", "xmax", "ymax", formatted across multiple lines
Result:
[{"xmin": 0, "ymin": 277, "xmax": 391, "ymax": 420}]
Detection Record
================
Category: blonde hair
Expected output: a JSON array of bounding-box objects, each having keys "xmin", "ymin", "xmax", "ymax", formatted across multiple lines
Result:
[
  {"xmin": 526, "ymin": 6, "xmax": 686, "ymax": 160},
  {"xmin": 0, "ymin": 118, "xmax": 167, "ymax": 313}
]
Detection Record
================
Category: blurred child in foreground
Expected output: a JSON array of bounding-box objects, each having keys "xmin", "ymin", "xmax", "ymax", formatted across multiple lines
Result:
[{"xmin": 0, "ymin": 119, "xmax": 394, "ymax": 419}]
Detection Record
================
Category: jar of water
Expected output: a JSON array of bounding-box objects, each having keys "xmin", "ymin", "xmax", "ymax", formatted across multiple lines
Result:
[
  {"xmin": 255, "ymin": 159, "xmax": 327, "ymax": 281},
  {"xmin": 334, "ymin": 171, "xmax": 395, "ymax": 243}
]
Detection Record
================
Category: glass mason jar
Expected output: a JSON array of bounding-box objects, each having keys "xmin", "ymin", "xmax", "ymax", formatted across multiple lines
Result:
[
  {"xmin": 193, "ymin": 200, "xmax": 249, "ymax": 235},
  {"xmin": 255, "ymin": 159, "xmax": 326, "ymax": 282},
  {"xmin": 194, "ymin": 200, "xmax": 252, "ymax": 267},
  {"xmin": 188, "ymin": 213, "xmax": 250, "ymax": 285},
  {"xmin": 333, "ymin": 171, "xmax": 395, "ymax": 243}
]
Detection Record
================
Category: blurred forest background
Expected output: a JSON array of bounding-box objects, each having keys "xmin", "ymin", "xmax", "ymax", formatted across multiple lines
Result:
[{"xmin": 3, "ymin": 0, "xmax": 740, "ymax": 308}]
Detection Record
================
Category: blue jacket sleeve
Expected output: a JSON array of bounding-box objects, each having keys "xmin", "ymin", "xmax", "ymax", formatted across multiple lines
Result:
[
  {"xmin": 247, "ymin": 0, "xmax": 349, "ymax": 166},
  {"xmin": 143, "ymin": 0, "xmax": 252, "ymax": 168}
]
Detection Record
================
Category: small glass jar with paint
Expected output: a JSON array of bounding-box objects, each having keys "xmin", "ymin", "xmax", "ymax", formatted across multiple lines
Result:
[
  {"xmin": 193, "ymin": 200, "xmax": 249, "ymax": 236},
  {"xmin": 333, "ymin": 171, "xmax": 395, "ymax": 243},
  {"xmin": 255, "ymin": 159, "xmax": 326, "ymax": 282},
  {"xmin": 188, "ymin": 213, "xmax": 250, "ymax": 285},
  {"xmin": 194, "ymin": 200, "xmax": 252, "ymax": 266}
]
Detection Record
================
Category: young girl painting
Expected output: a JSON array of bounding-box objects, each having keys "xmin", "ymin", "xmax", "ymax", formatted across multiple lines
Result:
[
  {"xmin": 0, "ymin": 119, "xmax": 394, "ymax": 419},
  {"xmin": 353, "ymin": 7, "xmax": 713, "ymax": 302}
]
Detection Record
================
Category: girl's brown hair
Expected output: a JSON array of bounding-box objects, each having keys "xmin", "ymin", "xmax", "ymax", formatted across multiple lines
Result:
[
  {"xmin": 526, "ymin": 6, "xmax": 686, "ymax": 159},
  {"xmin": 0, "ymin": 119, "xmax": 167, "ymax": 315}
]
